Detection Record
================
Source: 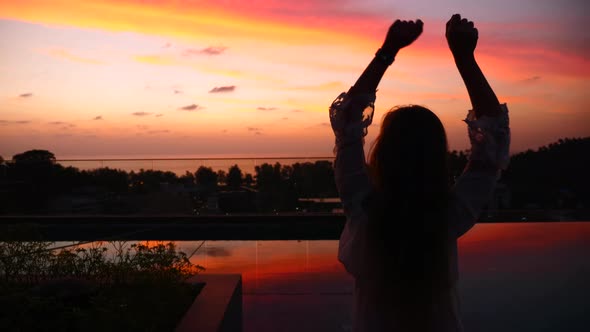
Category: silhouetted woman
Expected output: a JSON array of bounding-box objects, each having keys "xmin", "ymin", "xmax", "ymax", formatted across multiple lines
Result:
[{"xmin": 330, "ymin": 14, "xmax": 510, "ymax": 331}]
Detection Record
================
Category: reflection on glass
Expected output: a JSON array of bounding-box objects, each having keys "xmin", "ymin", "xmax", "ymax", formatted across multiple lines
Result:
[{"xmin": 9, "ymin": 222, "xmax": 590, "ymax": 331}]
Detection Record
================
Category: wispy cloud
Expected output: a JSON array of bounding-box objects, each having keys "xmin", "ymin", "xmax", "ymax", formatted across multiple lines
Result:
[
  {"xmin": 304, "ymin": 123, "xmax": 330, "ymax": 130},
  {"xmin": 46, "ymin": 48, "xmax": 103, "ymax": 65},
  {"xmin": 257, "ymin": 107, "xmax": 278, "ymax": 111},
  {"xmin": 521, "ymin": 76, "xmax": 542, "ymax": 84},
  {"xmin": 49, "ymin": 121, "xmax": 75, "ymax": 128},
  {"xmin": 132, "ymin": 112, "xmax": 152, "ymax": 116},
  {"xmin": 184, "ymin": 46, "xmax": 227, "ymax": 56},
  {"xmin": 19, "ymin": 93, "xmax": 33, "ymax": 98},
  {"xmin": 147, "ymin": 130, "xmax": 170, "ymax": 134},
  {"xmin": 209, "ymin": 85, "xmax": 236, "ymax": 93},
  {"xmin": 0, "ymin": 120, "xmax": 31, "ymax": 125},
  {"xmin": 136, "ymin": 47, "xmax": 225, "ymax": 67},
  {"xmin": 93, "ymin": 115, "xmax": 103, "ymax": 120},
  {"xmin": 173, "ymin": 89, "xmax": 183, "ymax": 94},
  {"xmin": 202, "ymin": 46, "xmax": 227, "ymax": 55},
  {"xmin": 309, "ymin": 122, "xmax": 331, "ymax": 129},
  {"xmin": 179, "ymin": 104, "xmax": 202, "ymax": 111},
  {"xmin": 246, "ymin": 127, "xmax": 263, "ymax": 135},
  {"xmin": 206, "ymin": 246, "xmax": 232, "ymax": 257},
  {"xmin": 155, "ymin": 113, "xmax": 164, "ymax": 117}
]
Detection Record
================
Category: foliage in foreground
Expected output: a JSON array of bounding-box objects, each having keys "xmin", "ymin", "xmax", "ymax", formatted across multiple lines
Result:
[{"xmin": 0, "ymin": 241, "xmax": 205, "ymax": 332}]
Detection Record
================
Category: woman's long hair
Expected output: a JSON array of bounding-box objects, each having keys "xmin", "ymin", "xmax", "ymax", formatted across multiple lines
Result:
[{"xmin": 365, "ymin": 105, "xmax": 452, "ymax": 331}]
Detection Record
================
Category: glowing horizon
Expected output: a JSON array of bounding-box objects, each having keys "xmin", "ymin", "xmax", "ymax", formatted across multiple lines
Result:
[{"xmin": 1, "ymin": 0, "xmax": 588, "ymax": 159}]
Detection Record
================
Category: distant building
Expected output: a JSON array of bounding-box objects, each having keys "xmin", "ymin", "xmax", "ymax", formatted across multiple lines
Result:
[{"xmin": 298, "ymin": 197, "xmax": 342, "ymax": 213}]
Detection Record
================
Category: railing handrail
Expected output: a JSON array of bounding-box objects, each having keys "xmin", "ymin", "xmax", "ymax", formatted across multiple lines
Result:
[{"xmin": 5, "ymin": 156, "xmax": 335, "ymax": 163}]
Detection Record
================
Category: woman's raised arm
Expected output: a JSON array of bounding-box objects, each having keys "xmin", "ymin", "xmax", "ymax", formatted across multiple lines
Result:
[
  {"xmin": 332, "ymin": 19, "xmax": 424, "ymax": 274},
  {"xmin": 331, "ymin": 19, "xmax": 425, "ymax": 217},
  {"xmin": 446, "ymin": 14, "xmax": 501, "ymax": 118},
  {"xmin": 348, "ymin": 19, "xmax": 423, "ymax": 97},
  {"xmin": 446, "ymin": 15, "xmax": 511, "ymax": 236}
]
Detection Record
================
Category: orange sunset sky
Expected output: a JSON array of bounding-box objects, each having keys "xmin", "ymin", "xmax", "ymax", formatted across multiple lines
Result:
[{"xmin": 1, "ymin": 0, "xmax": 588, "ymax": 159}]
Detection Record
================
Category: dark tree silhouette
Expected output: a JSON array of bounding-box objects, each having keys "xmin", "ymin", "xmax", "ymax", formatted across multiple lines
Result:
[
  {"xmin": 227, "ymin": 164, "xmax": 243, "ymax": 188},
  {"xmin": 195, "ymin": 166, "xmax": 218, "ymax": 188},
  {"xmin": 0, "ymin": 156, "xmax": 6, "ymax": 178},
  {"xmin": 290, "ymin": 161, "xmax": 337, "ymax": 198},
  {"xmin": 52, "ymin": 165, "xmax": 87, "ymax": 193},
  {"xmin": 255, "ymin": 163, "xmax": 281, "ymax": 190},
  {"xmin": 254, "ymin": 162, "xmax": 298, "ymax": 211},
  {"xmin": 12, "ymin": 150, "xmax": 56, "ymax": 164},
  {"xmin": 7, "ymin": 150, "xmax": 58, "ymax": 212},
  {"xmin": 179, "ymin": 171, "xmax": 195, "ymax": 186},
  {"xmin": 86, "ymin": 167, "xmax": 129, "ymax": 193},
  {"xmin": 129, "ymin": 169, "xmax": 178, "ymax": 193},
  {"xmin": 244, "ymin": 173, "xmax": 254, "ymax": 186},
  {"xmin": 216, "ymin": 170, "xmax": 227, "ymax": 185},
  {"xmin": 503, "ymin": 137, "xmax": 589, "ymax": 209}
]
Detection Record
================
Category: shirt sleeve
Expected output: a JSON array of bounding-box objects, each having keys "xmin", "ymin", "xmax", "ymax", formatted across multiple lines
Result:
[
  {"xmin": 450, "ymin": 103, "xmax": 511, "ymax": 237},
  {"xmin": 330, "ymin": 91, "xmax": 375, "ymax": 276}
]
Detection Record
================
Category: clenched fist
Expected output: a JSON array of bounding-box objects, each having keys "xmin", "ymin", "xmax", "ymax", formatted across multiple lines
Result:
[
  {"xmin": 446, "ymin": 14, "xmax": 478, "ymax": 59},
  {"xmin": 382, "ymin": 19, "xmax": 424, "ymax": 52}
]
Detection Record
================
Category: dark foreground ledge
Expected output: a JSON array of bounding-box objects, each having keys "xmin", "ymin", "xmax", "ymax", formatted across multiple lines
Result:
[
  {"xmin": 177, "ymin": 274, "xmax": 242, "ymax": 332},
  {"xmin": 0, "ymin": 214, "xmax": 345, "ymax": 241},
  {"xmin": 0, "ymin": 210, "xmax": 588, "ymax": 241}
]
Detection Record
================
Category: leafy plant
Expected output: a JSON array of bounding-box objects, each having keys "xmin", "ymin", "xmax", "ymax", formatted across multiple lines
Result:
[{"xmin": 0, "ymin": 240, "xmax": 205, "ymax": 331}]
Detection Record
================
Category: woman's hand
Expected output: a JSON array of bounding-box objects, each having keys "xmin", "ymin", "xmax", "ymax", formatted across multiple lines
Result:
[
  {"xmin": 447, "ymin": 14, "xmax": 501, "ymax": 118},
  {"xmin": 446, "ymin": 14, "xmax": 478, "ymax": 60},
  {"xmin": 382, "ymin": 19, "xmax": 424, "ymax": 53}
]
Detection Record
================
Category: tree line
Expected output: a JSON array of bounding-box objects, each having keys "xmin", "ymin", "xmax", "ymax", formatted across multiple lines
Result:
[
  {"xmin": 0, "ymin": 150, "xmax": 340, "ymax": 213},
  {"xmin": 0, "ymin": 136, "xmax": 587, "ymax": 213}
]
